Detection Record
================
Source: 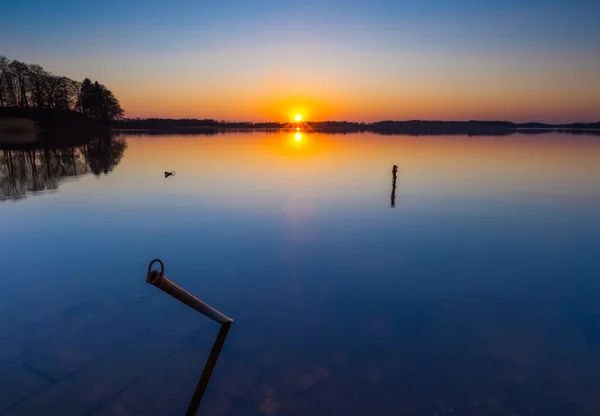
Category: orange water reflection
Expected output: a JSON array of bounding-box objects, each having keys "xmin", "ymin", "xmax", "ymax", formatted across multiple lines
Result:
[{"xmin": 116, "ymin": 132, "xmax": 600, "ymax": 211}]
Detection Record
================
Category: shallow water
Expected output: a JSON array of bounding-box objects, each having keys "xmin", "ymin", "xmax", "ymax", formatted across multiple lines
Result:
[{"xmin": 1, "ymin": 131, "xmax": 600, "ymax": 415}]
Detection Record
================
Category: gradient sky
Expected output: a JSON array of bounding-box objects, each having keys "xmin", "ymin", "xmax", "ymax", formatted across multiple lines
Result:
[{"xmin": 1, "ymin": 0, "xmax": 599, "ymax": 122}]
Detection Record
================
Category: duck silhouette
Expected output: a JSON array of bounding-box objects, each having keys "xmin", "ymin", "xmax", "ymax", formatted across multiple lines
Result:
[{"xmin": 164, "ymin": 171, "xmax": 176, "ymax": 178}]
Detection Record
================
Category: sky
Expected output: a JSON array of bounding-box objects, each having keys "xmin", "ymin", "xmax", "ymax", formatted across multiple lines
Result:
[{"xmin": 1, "ymin": 0, "xmax": 599, "ymax": 122}]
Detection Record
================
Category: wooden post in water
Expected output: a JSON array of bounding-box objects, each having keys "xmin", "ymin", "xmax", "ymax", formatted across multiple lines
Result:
[
  {"xmin": 391, "ymin": 165, "xmax": 398, "ymax": 208},
  {"xmin": 146, "ymin": 259, "xmax": 233, "ymax": 415}
]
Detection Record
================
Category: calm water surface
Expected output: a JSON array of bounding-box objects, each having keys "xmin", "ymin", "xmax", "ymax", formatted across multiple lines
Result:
[{"xmin": 1, "ymin": 131, "xmax": 600, "ymax": 415}]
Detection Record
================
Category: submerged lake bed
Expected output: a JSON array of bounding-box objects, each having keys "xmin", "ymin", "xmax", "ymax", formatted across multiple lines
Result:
[{"xmin": 1, "ymin": 131, "xmax": 600, "ymax": 415}]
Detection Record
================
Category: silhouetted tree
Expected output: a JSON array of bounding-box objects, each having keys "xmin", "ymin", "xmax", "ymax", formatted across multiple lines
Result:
[
  {"xmin": 0, "ymin": 55, "xmax": 10, "ymax": 107},
  {"xmin": 8, "ymin": 60, "xmax": 30, "ymax": 108},
  {"xmin": 78, "ymin": 78, "xmax": 94, "ymax": 115},
  {"xmin": 27, "ymin": 64, "xmax": 48, "ymax": 108},
  {"xmin": 79, "ymin": 79, "xmax": 124, "ymax": 123},
  {"xmin": 59, "ymin": 77, "xmax": 81, "ymax": 111}
]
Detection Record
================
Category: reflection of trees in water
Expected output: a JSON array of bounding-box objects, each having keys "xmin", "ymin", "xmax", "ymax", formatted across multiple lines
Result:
[
  {"xmin": 0, "ymin": 134, "xmax": 127, "ymax": 201},
  {"xmin": 82, "ymin": 134, "xmax": 127, "ymax": 175}
]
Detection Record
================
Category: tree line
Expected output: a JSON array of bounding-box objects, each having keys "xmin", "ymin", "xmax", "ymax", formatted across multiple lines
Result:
[{"xmin": 0, "ymin": 55, "xmax": 123, "ymax": 123}]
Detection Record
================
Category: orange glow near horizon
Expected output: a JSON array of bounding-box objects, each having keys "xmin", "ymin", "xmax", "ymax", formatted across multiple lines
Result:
[
  {"xmin": 104, "ymin": 50, "xmax": 600, "ymax": 124},
  {"xmin": 117, "ymin": 86, "xmax": 600, "ymax": 123}
]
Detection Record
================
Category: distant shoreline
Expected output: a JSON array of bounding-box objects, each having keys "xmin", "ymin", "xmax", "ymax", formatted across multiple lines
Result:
[
  {"xmin": 1, "ymin": 108, "xmax": 598, "ymax": 139},
  {"xmin": 112, "ymin": 119, "xmax": 600, "ymax": 134},
  {"xmin": 111, "ymin": 120, "xmax": 600, "ymax": 136}
]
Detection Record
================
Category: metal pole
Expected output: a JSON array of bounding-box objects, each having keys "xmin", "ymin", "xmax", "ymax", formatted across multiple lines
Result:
[
  {"xmin": 145, "ymin": 259, "xmax": 233, "ymax": 416},
  {"xmin": 185, "ymin": 322, "xmax": 231, "ymax": 416},
  {"xmin": 146, "ymin": 260, "xmax": 233, "ymax": 325}
]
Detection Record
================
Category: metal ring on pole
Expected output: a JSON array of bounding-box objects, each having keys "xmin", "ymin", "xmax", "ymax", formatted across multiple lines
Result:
[{"xmin": 147, "ymin": 258, "xmax": 165, "ymax": 281}]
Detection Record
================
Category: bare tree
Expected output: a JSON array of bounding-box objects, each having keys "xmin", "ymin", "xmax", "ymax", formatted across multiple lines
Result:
[
  {"xmin": 1, "ymin": 59, "xmax": 19, "ymax": 107},
  {"xmin": 8, "ymin": 60, "xmax": 30, "ymax": 108},
  {"xmin": 0, "ymin": 55, "xmax": 9, "ymax": 107},
  {"xmin": 27, "ymin": 64, "xmax": 48, "ymax": 108}
]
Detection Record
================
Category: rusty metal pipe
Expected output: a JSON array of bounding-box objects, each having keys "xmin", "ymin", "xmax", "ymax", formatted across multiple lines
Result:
[
  {"xmin": 145, "ymin": 259, "xmax": 233, "ymax": 415},
  {"xmin": 146, "ymin": 260, "xmax": 233, "ymax": 325}
]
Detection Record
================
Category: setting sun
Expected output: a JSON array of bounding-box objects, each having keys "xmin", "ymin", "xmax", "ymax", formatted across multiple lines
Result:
[{"xmin": 294, "ymin": 114, "xmax": 302, "ymax": 122}]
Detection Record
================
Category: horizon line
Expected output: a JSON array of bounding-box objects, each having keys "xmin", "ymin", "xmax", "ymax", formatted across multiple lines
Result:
[{"xmin": 119, "ymin": 118, "xmax": 600, "ymax": 126}]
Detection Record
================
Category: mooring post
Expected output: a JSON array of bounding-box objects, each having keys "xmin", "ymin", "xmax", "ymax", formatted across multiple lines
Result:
[{"xmin": 391, "ymin": 164, "xmax": 398, "ymax": 207}]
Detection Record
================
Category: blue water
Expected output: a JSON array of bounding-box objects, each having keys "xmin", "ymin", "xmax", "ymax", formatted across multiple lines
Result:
[{"xmin": 1, "ymin": 132, "xmax": 600, "ymax": 415}]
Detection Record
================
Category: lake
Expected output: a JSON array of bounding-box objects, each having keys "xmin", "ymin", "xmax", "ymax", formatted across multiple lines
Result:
[{"xmin": 1, "ymin": 131, "xmax": 600, "ymax": 415}]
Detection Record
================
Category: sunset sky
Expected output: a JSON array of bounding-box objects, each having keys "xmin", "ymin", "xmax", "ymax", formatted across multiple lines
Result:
[{"xmin": 1, "ymin": 0, "xmax": 599, "ymax": 122}]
